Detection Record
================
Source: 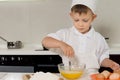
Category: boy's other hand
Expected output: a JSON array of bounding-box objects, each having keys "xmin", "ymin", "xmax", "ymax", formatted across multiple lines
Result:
[
  {"xmin": 111, "ymin": 62, "xmax": 120, "ymax": 71},
  {"xmin": 59, "ymin": 41, "xmax": 74, "ymax": 57}
]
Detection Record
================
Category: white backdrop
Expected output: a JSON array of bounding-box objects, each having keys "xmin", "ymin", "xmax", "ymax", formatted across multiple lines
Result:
[{"xmin": 0, "ymin": 0, "xmax": 120, "ymax": 45}]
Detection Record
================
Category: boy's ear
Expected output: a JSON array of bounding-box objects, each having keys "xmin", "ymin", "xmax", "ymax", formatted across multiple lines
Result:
[
  {"xmin": 69, "ymin": 12, "xmax": 73, "ymax": 18},
  {"xmin": 92, "ymin": 14, "xmax": 97, "ymax": 21}
]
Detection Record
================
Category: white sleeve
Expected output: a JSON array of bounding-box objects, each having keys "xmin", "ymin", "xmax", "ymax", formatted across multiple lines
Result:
[
  {"xmin": 98, "ymin": 36, "xmax": 110, "ymax": 65},
  {"xmin": 99, "ymin": 47, "xmax": 110, "ymax": 64},
  {"xmin": 47, "ymin": 29, "xmax": 67, "ymax": 57}
]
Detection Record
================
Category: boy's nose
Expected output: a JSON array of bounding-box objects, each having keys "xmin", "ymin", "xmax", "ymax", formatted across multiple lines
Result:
[{"xmin": 78, "ymin": 22, "xmax": 83, "ymax": 27}]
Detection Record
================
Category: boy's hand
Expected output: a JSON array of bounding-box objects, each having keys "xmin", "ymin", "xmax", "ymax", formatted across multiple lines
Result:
[
  {"xmin": 110, "ymin": 62, "xmax": 120, "ymax": 71},
  {"xmin": 59, "ymin": 41, "xmax": 74, "ymax": 57},
  {"xmin": 101, "ymin": 58, "xmax": 120, "ymax": 71}
]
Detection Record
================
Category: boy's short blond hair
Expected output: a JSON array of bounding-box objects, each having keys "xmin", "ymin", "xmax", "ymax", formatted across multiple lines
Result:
[{"xmin": 71, "ymin": 4, "xmax": 93, "ymax": 15}]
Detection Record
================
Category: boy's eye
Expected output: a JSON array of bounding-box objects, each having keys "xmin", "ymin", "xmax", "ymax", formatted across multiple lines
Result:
[
  {"xmin": 74, "ymin": 19, "xmax": 79, "ymax": 22},
  {"xmin": 83, "ymin": 19, "xmax": 88, "ymax": 22}
]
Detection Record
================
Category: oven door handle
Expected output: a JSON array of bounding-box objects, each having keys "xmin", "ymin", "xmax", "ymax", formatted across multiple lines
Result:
[{"xmin": 37, "ymin": 64, "xmax": 57, "ymax": 67}]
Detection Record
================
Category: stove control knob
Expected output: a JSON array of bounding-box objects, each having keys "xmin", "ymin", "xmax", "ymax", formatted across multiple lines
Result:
[
  {"xmin": 18, "ymin": 57, "xmax": 23, "ymax": 61},
  {"xmin": 1, "ymin": 57, "xmax": 5, "ymax": 64},
  {"xmin": 18, "ymin": 57, "xmax": 21, "ymax": 61},
  {"xmin": 1, "ymin": 57, "xmax": 4, "ymax": 61},
  {"xmin": 11, "ymin": 57, "xmax": 15, "ymax": 61},
  {"xmin": 4, "ymin": 57, "xmax": 7, "ymax": 61}
]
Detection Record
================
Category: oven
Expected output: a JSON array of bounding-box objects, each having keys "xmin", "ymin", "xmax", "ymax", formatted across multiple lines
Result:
[{"xmin": 0, "ymin": 54, "xmax": 62, "ymax": 73}]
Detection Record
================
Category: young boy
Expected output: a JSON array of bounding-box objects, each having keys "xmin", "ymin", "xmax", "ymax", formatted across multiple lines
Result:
[{"xmin": 42, "ymin": 1, "xmax": 120, "ymax": 74}]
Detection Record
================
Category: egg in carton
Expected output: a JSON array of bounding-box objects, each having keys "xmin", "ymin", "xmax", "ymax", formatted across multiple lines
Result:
[{"xmin": 91, "ymin": 70, "xmax": 120, "ymax": 80}]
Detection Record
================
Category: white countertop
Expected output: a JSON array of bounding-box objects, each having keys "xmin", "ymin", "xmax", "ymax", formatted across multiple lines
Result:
[
  {"xmin": 0, "ymin": 43, "xmax": 120, "ymax": 55},
  {"xmin": 0, "ymin": 44, "xmax": 58, "ymax": 55},
  {"xmin": 0, "ymin": 72, "xmax": 91, "ymax": 80},
  {"xmin": 0, "ymin": 50, "xmax": 58, "ymax": 55},
  {"xmin": 0, "ymin": 73, "xmax": 24, "ymax": 80}
]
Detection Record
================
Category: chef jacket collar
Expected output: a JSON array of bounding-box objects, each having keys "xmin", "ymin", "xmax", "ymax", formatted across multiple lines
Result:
[{"xmin": 72, "ymin": 26, "xmax": 94, "ymax": 38}]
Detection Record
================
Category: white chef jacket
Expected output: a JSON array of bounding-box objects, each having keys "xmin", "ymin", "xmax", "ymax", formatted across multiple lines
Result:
[{"xmin": 47, "ymin": 26, "xmax": 109, "ymax": 74}]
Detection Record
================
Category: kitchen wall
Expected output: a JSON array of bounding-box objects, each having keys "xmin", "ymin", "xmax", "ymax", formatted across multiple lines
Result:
[
  {"xmin": 0, "ymin": 0, "xmax": 120, "ymax": 45},
  {"xmin": 0, "ymin": 0, "xmax": 72, "ymax": 44},
  {"xmin": 94, "ymin": 0, "xmax": 120, "ymax": 45}
]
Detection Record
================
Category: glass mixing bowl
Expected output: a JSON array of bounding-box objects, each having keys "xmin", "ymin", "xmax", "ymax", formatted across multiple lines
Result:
[{"xmin": 58, "ymin": 63, "xmax": 85, "ymax": 80}]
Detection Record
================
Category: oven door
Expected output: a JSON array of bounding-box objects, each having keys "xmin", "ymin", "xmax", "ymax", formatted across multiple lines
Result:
[{"xmin": 0, "ymin": 55, "xmax": 62, "ymax": 73}]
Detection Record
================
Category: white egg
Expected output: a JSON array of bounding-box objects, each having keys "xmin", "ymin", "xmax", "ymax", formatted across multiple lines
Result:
[
  {"xmin": 96, "ymin": 74, "xmax": 105, "ymax": 80},
  {"xmin": 101, "ymin": 70, "xmax": 111, "ymax": 79},
  {"xmin": 109, "ymin": 73, "xmax": 120, "ymax": 80}
]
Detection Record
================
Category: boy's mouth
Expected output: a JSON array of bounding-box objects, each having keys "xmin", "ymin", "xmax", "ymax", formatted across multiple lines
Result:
[{"xmin": 77, "ymin": 28, "xmax": 85, "ymax": 31}]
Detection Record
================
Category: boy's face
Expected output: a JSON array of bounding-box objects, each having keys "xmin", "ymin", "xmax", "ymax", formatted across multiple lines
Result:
[{"xmin": 70, "ymin": 11, "xmax": 96, "ymax": 34}]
